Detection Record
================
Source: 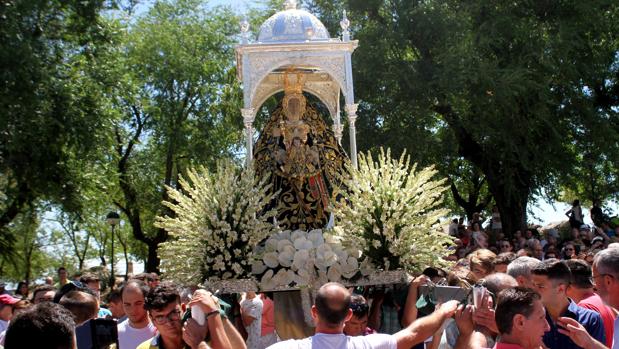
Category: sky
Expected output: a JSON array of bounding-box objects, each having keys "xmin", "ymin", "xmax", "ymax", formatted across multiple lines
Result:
[
  {"xmin": 529, "ymin": 199, "xmax": 617, "ymax": 227},
  {"xmin": 133, "ymin": 0, "xmax": 264, "ymax": 14}
]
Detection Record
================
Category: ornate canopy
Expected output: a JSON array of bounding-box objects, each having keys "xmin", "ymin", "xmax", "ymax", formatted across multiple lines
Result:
[{"xmin": 235, "ymin": 0, "xmax": 360, "ymax": 167}]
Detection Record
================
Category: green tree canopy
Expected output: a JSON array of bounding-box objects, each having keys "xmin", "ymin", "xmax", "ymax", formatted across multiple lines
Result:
[
  {"xmin": 0, "ymin": 0, "xmax": 115, "ymax": 251},
  {"xmin": 104, "ymin": 0, "xmax": 244, "ymax": 271},
  {"xmin": 311, "ymin": 0, "xmax": 619, "ymax": 234}
]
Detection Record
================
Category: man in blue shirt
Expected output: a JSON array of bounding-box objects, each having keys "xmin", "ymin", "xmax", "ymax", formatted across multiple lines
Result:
[{"xmin": 531, "ymin": 259, "xmax": 606, "ymax": 349}]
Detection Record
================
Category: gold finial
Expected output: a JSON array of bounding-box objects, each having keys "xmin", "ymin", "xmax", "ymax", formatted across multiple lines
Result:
[{"xmin": 284, "ymin": 0, "xmax": 297, "ymax": 10}]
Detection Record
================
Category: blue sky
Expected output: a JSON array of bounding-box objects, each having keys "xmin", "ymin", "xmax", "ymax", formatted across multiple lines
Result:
[{"xmin": 134, "ymin": 0, "xmax": 266, "ymax": 14}]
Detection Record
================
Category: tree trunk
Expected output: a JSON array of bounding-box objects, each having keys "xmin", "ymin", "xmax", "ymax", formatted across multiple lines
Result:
[
  {"xmin": 123, "ymin": 251, "xmax": 129, "ymax": 279},
  {"xmin": 450, "ymin": 180, "xmax": 492, "ymax": 221},
  {"xmin": 145, "ymin": 241, "xmax": 160, "ymax": 273},
  {"xmin": 115, "ymin": 229, "xmax": 131, "ymax": 279},
  {"xmin": 436, "ymin": 103, "xmax": 530, "ymax": 238},
  {"xmin": 114, "ymin": 114, "xmax": 168, "ymax": 273},
  {"xmin": 489, "ymin": 183, "xmax": 528, "ymax": 238}
]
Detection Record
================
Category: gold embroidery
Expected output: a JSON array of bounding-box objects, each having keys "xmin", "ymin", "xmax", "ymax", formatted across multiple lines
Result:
[{"xmin": 254, "ymin": 69, "xmax": 347, "ymax": 230}]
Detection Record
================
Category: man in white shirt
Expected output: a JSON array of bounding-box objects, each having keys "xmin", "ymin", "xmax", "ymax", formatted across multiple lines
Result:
[
  {"xmin": 267, "ymin": 282, "xmax": 459, "ymax": 349},
  {"xmin": 118, "ymin": 279, "xmax": 157, "ymax": 349}
]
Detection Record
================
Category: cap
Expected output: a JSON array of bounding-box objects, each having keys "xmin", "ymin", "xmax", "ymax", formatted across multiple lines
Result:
[
  {"xmin": 547, "ymin": 229, "xmax": 559, "ymax": 238},
  {"xmin": 591, "ymin": 236, "xmax": 604, "ymax": 244},
  {"xmin": 580, "ymin": 224, "xmax": 590, "ymax": 230},
  {"xmin": 0, "ymin": 294, "xmax": 20, "ymax": 305}
]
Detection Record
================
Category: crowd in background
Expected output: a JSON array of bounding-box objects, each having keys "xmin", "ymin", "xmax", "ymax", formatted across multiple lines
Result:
[{"xmin": 0, "ymin": 202, "xmax": 618, "ymax": 349}]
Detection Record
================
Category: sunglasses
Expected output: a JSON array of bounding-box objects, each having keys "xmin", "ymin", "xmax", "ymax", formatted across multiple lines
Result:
[{"xmin": 350, "ymin": 303, "xmax": 369, "ymax": 313}]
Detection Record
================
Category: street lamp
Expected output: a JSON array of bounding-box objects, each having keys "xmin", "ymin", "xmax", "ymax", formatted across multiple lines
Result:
[{"xmin": 106, "ymin": 211, "xmax": 120, "ymax": 288}]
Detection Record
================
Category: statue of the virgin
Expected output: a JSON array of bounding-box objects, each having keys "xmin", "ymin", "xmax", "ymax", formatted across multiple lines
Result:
[{"xmin": 254, "ymin": 69, "xmax": 347, "ymax": 230}]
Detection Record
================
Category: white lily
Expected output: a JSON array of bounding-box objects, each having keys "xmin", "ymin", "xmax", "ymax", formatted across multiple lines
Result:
[
  {"xmin": 277, "ymin": 239, "xmax": 294, "ymax": 252},
  {"xmin": 261, "ymin": 269, "xmax": 275, "ymax": 290},
  {"xmin": 291, "ymin": 230, "xmax": 306, "ymax": 241},
  {"xmin": 308, "ymin": 229, "xmax": 325, "ymax": 247},
  {"xmin": 265, "ymin": 238, "xmax": 278, "ymax": 252}
]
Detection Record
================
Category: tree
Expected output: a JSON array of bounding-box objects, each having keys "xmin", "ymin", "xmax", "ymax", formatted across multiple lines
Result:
[
  {"xmin": 311, "ymin": 0, "xmax": 619, "ymax": 235},
  {"xmin": 55, "ymin": 212, "xmax": 93, "ymax": 271},
  {"xmin": 447, "ymin": 161, "xmax": 492, "ymax": 222},
  {"xmin": 106, "ymin": 0, "xmax": 244, "ymax": 271},
  {"xmin": 0, "ymin": 206, "xmax": 56, "ymax": 282},
  {"xmin": 0, "ymin": 0, "xmax": 115, "ymax": 246}
]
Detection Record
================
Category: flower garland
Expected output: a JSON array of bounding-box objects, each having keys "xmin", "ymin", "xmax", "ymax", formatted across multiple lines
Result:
[
  {"xmin": 155, "ymin": 161, "xmax": 279, "ymax": 284},
  {"xmin": 332, "ymin": 148, "xmax": 455, "ymax": 273}
]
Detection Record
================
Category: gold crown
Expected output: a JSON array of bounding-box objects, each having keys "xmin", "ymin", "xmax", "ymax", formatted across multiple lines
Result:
[{"xmin": 283, "ymin": 68, "xmax": 306, "ymax": 95}]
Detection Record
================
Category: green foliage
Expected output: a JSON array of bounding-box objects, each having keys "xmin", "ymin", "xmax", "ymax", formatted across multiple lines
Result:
[
  {"xmin": 0, "ymin": 208, "xmax": 57, "ymax": 282},
  {"xmin": 156, "ymin": 161, "xmax": 279, "ymax": 283},
  {"xmin": 98, "ymin": 0, "xmax": 246, "ymax": 271},
  {"xmin": 332, "ymin": 148, "xmax": 453, "ymax": 272},
  {"xmin": 0, "ymin": 0, "xmax": 115, "ymax": 238},
  {"xmin": 311, "ymin": 0, "xmax": 619, "ymax": 234}
]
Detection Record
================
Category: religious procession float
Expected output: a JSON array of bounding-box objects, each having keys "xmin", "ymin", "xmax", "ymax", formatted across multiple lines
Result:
[{"xmin": 155, "ymin": 0, "xmax": 454, "ymax": 339}]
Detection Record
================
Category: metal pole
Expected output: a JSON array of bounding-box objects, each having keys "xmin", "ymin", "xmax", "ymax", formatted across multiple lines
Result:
[{"xmin": 110, "ymin": 224, "xmax": 115, "ymax": 288}]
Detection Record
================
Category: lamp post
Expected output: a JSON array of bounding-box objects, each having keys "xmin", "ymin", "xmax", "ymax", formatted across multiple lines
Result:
[{"xmin": 106, "ymin": 211, "xmax": 120, "ymax": 288}]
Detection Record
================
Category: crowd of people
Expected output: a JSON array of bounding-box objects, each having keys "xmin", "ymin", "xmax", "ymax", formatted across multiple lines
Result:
[
  {"xmin": 0, "ymin": 209, "xmax": 618, "ymax": 349},
  {"xmin": 0, "ymin": 269, "xmax": 248, "ymax": 349}
]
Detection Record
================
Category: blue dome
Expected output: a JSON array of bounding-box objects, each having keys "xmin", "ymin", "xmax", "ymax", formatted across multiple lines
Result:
[{"xmin": 258, "ymin": 9, "xmax": 331, "ymax": 43}]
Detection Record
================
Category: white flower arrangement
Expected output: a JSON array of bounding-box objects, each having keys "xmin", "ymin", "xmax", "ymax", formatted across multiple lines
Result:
[
  {"xmin": 155, "ymin": 161, "xmax": 279, "ymax": 284},
  {"xmin": 332, "ymin": 148, "xmax": 454, "ymax": 273},
  {"xmin": 254, "ymin": 229, "xmax": 363, "ymax": 290}
]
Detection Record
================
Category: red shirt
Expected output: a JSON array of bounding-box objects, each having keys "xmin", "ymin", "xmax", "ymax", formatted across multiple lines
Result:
[
  {"xmin": 578, "ymin": 293, "xmax": 616, "ymax": 347},
  {"xmin": 260, "ymin": 295, "xmax": 275, "ymax": 336}
]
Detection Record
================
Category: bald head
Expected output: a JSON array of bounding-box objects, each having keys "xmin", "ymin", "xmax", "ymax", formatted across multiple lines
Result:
[
  {"xmin": 482, "ymin": 273, "xmax": 518, "ymax": 296},
  {"xmin": 314, "ymin": 282, "xmax": 351, "ymax": 328}
]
